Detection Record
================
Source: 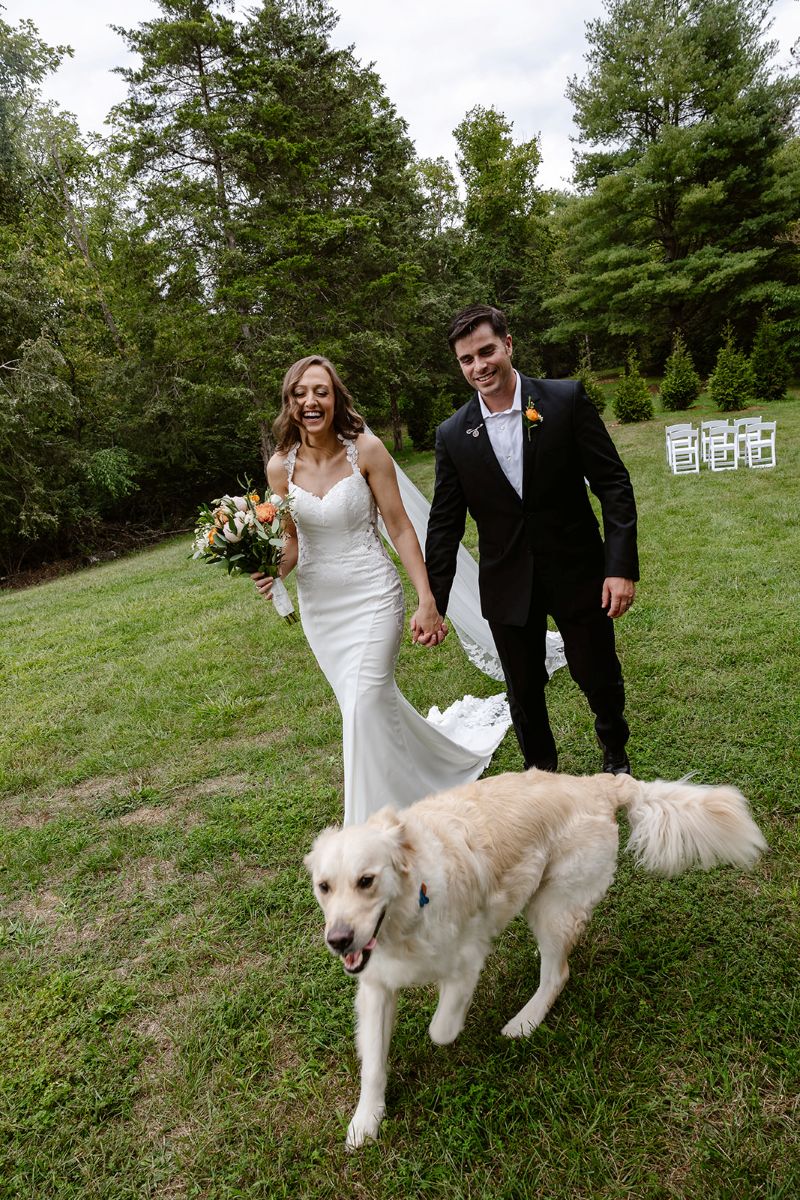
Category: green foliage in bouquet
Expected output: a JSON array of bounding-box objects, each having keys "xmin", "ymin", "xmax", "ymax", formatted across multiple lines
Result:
[
  {"xmin": 750, "ymin": 314, "xmax": 791, "ymax": 404},
  {"xmin": 613, "ymin": 351, "xmax": 653, "ymax": 423},
  {"xmin": 709, "ymin": 325, "xmax": 756, "ymax": 412},
  {"xmin": 659, "ymin": 331, "xmax": 701, "ymax": 412},
  {"xmin": 191, "ymin": 488, "xmax": 290, "ymax": 576}
]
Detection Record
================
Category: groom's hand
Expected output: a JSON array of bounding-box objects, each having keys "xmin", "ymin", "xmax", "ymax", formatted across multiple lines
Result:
[{"xmin": 410, "ymin": 607, "xmax": 449, "ymax": 646}]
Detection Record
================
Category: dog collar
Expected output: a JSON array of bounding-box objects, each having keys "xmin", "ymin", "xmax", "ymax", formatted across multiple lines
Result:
[{"xmin": 419, "ymin": 883, "xmax": 430, "ymax": 908}]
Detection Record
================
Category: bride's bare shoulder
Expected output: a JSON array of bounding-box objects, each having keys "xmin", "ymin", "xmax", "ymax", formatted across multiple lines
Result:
[
  {"xmin": 354, "ymin": 431, "xmax": 390, "ymax": 465},
  {"xmin": 266, "ymin": 452, "xmax": 290, "ymax": 495}
]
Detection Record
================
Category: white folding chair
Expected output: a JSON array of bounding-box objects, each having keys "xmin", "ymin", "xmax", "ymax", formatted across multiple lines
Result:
[
  {"xmin": 745, "ymin": 420, "xmax": 777, "ymax": 468},
  {"xmin": 707, "ymin": 424, "xmax": 739, "ymax": 471},
  {"xmin": 666, "ymin": 426, "xmax": 700, "ymax": 474},
  {"xmin": 701, "ymin": 420, "xmax": 736, "ymax": 465},
  {"xmin": 665, "ymin": 424, "xmax": 697, "ymax": 471},
  {"xmin": 735, "ymin": 417, "xmax": 762, "ymax": 458}
]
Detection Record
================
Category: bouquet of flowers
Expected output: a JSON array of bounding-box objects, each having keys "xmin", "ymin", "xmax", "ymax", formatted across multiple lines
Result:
[{"xmin": 191, "ymin": 487, "xmax": 298, "ymax": 623}]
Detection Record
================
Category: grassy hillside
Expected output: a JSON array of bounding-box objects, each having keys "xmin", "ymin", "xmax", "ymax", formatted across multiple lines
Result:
[{"xmin": 1, "ymin": 398, "xmax": 798, "ymax": 1199}]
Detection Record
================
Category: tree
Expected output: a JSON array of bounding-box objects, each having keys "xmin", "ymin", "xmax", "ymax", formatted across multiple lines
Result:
[
  {"xmin": 750, "ymin": 312, "xmax": 791, "ymax": 401},
  {"xmin": 110, "ymin": 0, "xmax": 424, "ymax": 456},
  {"xmin": 575, "ymin": 338, "xmax": 606, "ymax": 414},
  {"xmin": 708, "ymin": 325, "xmax": 756, "ymax": 411},
  {"xmin": 613, "ymin": 350, "xmax": 653, "ymax": 422},
  {"xmin": 453, "ymin": 106, "xmax": 553, "ymax": 372},
  {"xmin": 548, "ymin": 0, "xmax": 800, "ymax": 366},
  {"xmin": 659, "ymin": 330, "xmax": 701, "ymax": 410}
]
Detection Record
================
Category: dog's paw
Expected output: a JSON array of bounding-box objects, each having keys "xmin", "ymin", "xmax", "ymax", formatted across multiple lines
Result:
[
  {"xmin": 345, "ymin": 1107, "xmax": 384, "ymax": 1150},
  {"xmin": 500, "ymin": 1015, "xmax": 536, "ymax": 1039},
  {"xmin": 428, "ymin": 1012, "xmax": 463, "ymax": 1045}
]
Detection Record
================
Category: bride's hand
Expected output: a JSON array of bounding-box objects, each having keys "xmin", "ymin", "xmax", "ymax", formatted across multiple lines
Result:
[
  {"xmin": 251, "ymin": 571, "xmax": 275, "ymax": 600},
  {"xmin": 410, "ymin": 601, "xmax": 448, "ymax": 646}
]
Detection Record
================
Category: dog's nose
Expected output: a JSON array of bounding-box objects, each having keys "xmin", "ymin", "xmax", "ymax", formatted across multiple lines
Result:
[{"xmin": 326, "ymin": 925, "xmax": 355, "ymax": 953}]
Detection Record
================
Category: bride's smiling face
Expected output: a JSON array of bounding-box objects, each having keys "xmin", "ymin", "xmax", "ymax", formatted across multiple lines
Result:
[{"xmin": 291, "ymin": 365, "xmax": 336, "ymax": 437}]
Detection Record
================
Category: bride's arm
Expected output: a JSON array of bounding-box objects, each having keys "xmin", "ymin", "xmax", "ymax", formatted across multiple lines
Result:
[
  {"xmin": 252, "ymin": 455, "xmax": 298, "ymax": 601},
  {"xmin": 358, "ymin": 435, "xmax": 446, "ymax": 645}
]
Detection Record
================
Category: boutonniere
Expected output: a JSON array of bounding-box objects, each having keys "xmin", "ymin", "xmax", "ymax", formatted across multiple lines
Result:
[{"xmin": 524, "ymin": 404, "xmax": 543, "ymax": 441}]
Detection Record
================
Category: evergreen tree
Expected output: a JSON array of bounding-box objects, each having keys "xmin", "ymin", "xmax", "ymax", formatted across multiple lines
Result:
[
  {"xmin": 575, "ymin": 339, "xmax": 606, "ymax": 414},
  {"xmin": 709, "ymin": 325, "xmax": 756, "ymax": 411},
  {"xmin": 613, "ymin": 350, "xmax": 653, "ymax": 422},
  {"xmin": 110, "ymin": 0, "xmax": 424, "ymax": 456},
  {"xmin": 659, "ymin": 331, "xmax": 701, "ymax": 411},
  {"xmin": 750, "ymin": 312, "xmax": 791, "ymax": 402},
  {"xmin": 548, "ymin": 0, "xmax": 800, "ymax": 365}
]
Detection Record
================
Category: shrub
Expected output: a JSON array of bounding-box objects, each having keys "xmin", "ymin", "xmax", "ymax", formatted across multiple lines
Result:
[
  {"xmin": 659, "ymin": 331, "xmax": 701, "ymax": 411},
  {"xmin": 709, "ymin": 325, "xmax": 755, "ymax": 412},
  {"xmin": 613, "ymin": 351, "xmax": 653, "ymax": 423},
  {"xmin": 575, "ymin": 341, "xmax": 606, "ymax": 415},
  {"xmin": 750, "ymin": 313, "xmax": 791, "ymax": 403}
]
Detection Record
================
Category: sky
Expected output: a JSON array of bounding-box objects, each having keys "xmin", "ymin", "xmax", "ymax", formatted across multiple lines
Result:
[{"xmin": 3, "ymin": 0, "xmax": 799, "ymax": 191}]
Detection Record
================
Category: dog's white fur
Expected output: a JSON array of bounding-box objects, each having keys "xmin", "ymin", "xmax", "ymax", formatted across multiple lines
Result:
[{"xmin": 304, "ymin": 768, "xmax": 766, "ymax": 1148}]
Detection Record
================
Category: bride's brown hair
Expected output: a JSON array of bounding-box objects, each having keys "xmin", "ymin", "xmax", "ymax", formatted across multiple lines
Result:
[{"xmin": 273, "ymin": 355, "xmax": 366, "ymax": 451}]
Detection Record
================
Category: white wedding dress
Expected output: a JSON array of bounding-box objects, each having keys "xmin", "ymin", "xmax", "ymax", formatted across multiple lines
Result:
[{"xmin": 286, "ymin": 438, "xmax": 511, "ymax": 825}]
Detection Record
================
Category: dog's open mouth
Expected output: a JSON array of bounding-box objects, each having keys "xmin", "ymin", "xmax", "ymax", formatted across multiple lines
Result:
[
  {"xmin": 341, "ymin": 909, "xmax": 385, "ymax": 974},
  {"xmin": 343, "ymin": 936, "xmax": 377, "ymax": 974}
]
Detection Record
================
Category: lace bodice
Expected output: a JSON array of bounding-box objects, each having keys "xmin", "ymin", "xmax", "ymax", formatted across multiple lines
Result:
[{"xmin": 285, "ymin": 437, "xmax": 391, "ymax": 580}]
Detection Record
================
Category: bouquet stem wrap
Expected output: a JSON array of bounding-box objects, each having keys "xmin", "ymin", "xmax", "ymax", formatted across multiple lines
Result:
[{"xmin": 268, "ymin": 575, "xmax": 298, "ymax": 624}]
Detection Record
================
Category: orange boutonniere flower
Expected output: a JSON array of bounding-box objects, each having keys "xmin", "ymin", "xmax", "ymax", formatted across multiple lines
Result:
[{"xmin": 524, "ymin": 405, "xmax": 543, "ymax": 440}]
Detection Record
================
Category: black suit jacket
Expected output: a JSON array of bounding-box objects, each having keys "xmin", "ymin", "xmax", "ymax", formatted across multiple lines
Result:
[{"xmin": 425, "ymin": 375, "xmax": 639, "ymax": 626}]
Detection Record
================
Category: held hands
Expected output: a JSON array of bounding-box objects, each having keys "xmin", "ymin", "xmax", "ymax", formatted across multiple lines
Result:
[
  {"xmin": 603, "ymin": 577, "xmax": 636, "ymax": 619},
  {"xmin": 410, "ymin": 598, "xmax": 449, "ymax": 647}
]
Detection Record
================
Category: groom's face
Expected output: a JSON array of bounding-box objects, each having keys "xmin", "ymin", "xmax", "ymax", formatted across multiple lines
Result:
[{"xmin": 453, "ymin": 322, "xmax": 515, "ymax": 406}]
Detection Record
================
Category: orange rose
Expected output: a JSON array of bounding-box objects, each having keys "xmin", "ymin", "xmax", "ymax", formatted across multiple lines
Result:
[
  {"xmin": 255, "ymin": 502, "xmax": 277, "ymax": 524},
  {"xmin": 525, "ymin": 407, "xmax": 540, "ymax": 422}
]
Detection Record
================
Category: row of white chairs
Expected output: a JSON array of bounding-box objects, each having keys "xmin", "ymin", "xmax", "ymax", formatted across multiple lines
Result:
[{"xmin": 665, "ymin": 418, "xmax": 777, "ymax": 474}]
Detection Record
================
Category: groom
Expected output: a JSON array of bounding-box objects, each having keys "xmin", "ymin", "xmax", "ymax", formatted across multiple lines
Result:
[{"xmin": 424, "ymin": 304, "xmax": 639, "ymax": 775}]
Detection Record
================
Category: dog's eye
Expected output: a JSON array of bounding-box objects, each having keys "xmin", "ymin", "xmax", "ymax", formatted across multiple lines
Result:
[
  {"xmin": 357, "ymin": 875, "xmax": 375, "ymax": 890},
  {"xmin": 318, "ymin": 881, "xmax": 330, "ymax": 894}
]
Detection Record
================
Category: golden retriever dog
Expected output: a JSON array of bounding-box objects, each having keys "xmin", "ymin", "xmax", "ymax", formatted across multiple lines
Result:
[{"xmin": 304, "ymin": 769, "xmax": 766, "ymax": 1148}]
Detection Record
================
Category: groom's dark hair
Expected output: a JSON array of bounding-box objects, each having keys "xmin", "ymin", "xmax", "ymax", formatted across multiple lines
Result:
[{"xmin": 447, "ymin": 304, "xmax": 509, "ymax": 350}]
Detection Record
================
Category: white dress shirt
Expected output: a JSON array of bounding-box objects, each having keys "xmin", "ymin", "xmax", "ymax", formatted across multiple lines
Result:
[{"xmin": 478, "ymin": 372, "xmax": 523, "ymax": 498}]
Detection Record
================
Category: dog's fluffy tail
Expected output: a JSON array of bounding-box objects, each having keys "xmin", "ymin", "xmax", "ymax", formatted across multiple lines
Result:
[{"xmin": 609, "ymin": 775, "xmax": 767, "ymax": 877}]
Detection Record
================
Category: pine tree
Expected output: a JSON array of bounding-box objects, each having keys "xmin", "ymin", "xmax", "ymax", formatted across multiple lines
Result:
[
  {"xmin": 709, "ymin": 326, "xmax": 756, "ymax": 412},
  {"xmin": 575, "ymin": 339, "xmax": 606, "ymax": 414},
  {"xmin": 659, "ymin": 331, "xmax": 701, "ymax": 411},
  {"xmin": 750, "ymin": 313, "xmax": 791, "ymax": 402},
  {"xmin": 613, "ymin": 350, "xmax": 653, "ymax": 423},
  {"xmin": 549, "ymin": 0, "xmax": 800, "ymax": 362}
]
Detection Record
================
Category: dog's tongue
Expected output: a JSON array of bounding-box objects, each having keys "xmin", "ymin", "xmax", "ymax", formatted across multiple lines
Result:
[{"xmin": 343, "ymin": 937, "xmax": 377, "ymax": 971}]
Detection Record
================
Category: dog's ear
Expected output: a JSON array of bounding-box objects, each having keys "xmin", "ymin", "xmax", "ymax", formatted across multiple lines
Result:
[
  {"xmin": 374, "ymin": 809, "xmax": 414, "ymax": 876},
  {"xmin": 303, "ymin": 825, "xmax": 340, "ymax": 874}
]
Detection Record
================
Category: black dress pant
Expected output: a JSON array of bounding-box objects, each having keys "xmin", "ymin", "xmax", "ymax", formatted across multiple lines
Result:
[{"xmin": 489, "ymin": 574, "xmax": 628, "ymax": 770}]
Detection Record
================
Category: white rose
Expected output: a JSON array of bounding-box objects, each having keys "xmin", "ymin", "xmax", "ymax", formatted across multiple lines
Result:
[
  {"xmin": 269, "ymin": 494, "xmax": 282, "ymax": 505},
  {"xmin": 233, "ymin": 496, "xmax": 248, "ymax": 512},
  {"xmin": 222, "ymin": 524, "xmax": 242, "ymax": 543}
]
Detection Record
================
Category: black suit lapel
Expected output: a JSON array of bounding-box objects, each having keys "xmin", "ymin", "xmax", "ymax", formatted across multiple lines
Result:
[
  {"xmin": 463, "ymin": 395, "xmax": 520, "ymax": 503},
  {"xmin": 521, "ymin": 377, "xmax": 545, "ymax": 502}
]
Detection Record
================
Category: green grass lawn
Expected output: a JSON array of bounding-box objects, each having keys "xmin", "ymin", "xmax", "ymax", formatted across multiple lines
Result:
[{"xmin": 2, "ymin": 397, "xmax": 799, "ymax": 1198}]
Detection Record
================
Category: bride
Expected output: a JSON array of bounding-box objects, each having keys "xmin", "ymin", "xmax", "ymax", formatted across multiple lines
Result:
[{"xmin": 252, "ymin": 354, "xmax": 510, "ymax": 825}]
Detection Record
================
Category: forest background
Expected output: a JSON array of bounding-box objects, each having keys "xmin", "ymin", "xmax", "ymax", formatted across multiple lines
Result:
[{"xmin": 1, "ymin": 0, "xmax": 798, "ymax": 576}]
